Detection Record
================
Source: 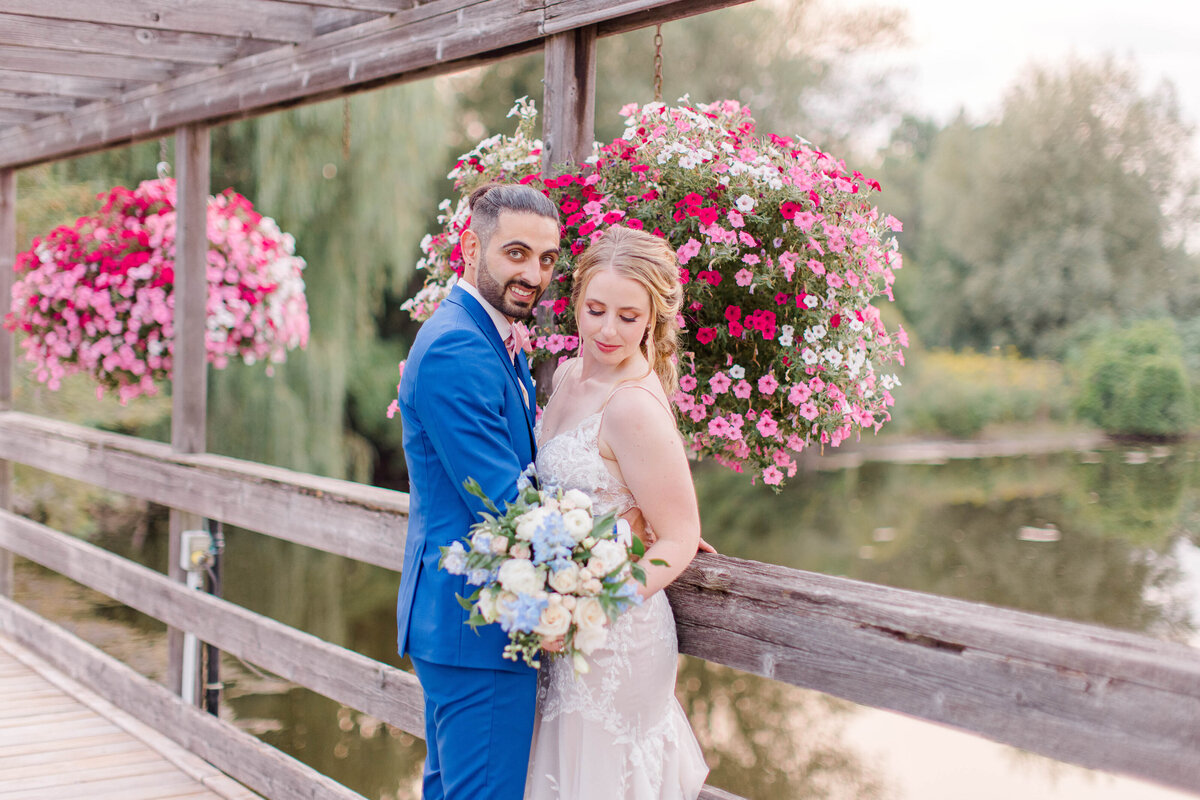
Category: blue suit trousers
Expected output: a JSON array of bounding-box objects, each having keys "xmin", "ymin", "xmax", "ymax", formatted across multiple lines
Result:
[{"xmin": 412, "ymin": 656, "xmax": 538, "ymax": 800}]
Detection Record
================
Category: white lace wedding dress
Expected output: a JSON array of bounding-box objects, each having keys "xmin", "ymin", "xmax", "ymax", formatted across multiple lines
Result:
[{"xmin": 524, "ymin": 406, "xmax": 709, "ymax": 800}]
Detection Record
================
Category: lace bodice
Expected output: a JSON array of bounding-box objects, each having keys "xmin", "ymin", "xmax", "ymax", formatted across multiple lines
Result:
[{"xmin": 535, "ymin": 413, "xmax": 637, "ymax": 518}]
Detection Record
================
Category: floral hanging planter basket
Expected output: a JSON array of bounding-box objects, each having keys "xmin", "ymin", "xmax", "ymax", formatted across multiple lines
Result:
[
  {"xmin": 5, "ymin": 177, "xmax": 310, "ymax": 404},
  {"xmin": 406, "ymin": 98, "xmax": 907, "ymax": 486}
]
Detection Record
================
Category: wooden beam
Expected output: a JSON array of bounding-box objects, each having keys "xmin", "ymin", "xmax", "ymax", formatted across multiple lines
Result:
[
  {"xmin": 0, "ymin": 44, "xmax": 183, "ymax": 83},
  {"xmin": 0, "ymin": 412, "xmax": 410, "ymax": 571},
  {"xmin": 0, "ymin": 110, "xmax": 43, "ymax": 127},
  {"xmin": 0, "ymin": 511, "xmax": 424, "ymax": 736},
  {"xmin": 0, "ymin": 0, "xmax": 755, "ymax": 170},
  {"xmin": 0, "ymin": 169, "xmax": 12, "ymax": 599},
  {"xmin": 0, "ymin": 70, "xmax": 133, "ymax": 101},
  {"xmin": 0, "ymin": 597, "xmax": 369, "ymax": 800},
  {"xmin": 0, "ymin": 0, "xmax": 320, "ymax": 43},
  {"xmin": 668, "ymin": 556, "xmax": 1200, "ymax": 795},
  {"xmin": 168, "ymin": 123, "xmax": 210, "ymax": 698},
  {"xmin": 0, "ymin": 13, "xmax": 277, "ymax": 65},
  {"xmin": 0, "ymin": 91, "xmax": 83, "ymax": 115},
  {"xmin": 546, "ymin": 0, "xmax": 752, "ymax": 35},
  {"xmin": 269, "ymin": 0, "xmax": 414, "ymax": 11}
]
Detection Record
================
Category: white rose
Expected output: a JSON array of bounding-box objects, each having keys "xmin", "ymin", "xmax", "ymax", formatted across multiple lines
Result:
[
  {"xmin": 548, "ymin": 562, "xmax": 582, "ymax": 594},
  {"xmin": 540, "ymin": 497, "xmax": 561, "ymax": 513},
  {"xmin": 581, "ymin": 577, "xmax": 603, "ymax": 596},
  {"xmin": 563, "ymin": 489, "xmax": 593, "ymax": 513},
  {"xmin": 534, "ymin": 603, "xmax": 572, "ymax": 638},
  {"xmin": 497, "ymin": 559, "xmax": 543, "ymax": 596},
  {"xmin": 572, "ymin": 598, "xmax": 609, "ymax": 654},
  {"xmin": 514, "ymin": 508, "xmax": 548, "ymax": 541},
  {"xmin": 562, "ymin": 509, "xmax": 593, "ymax": 542},
  {"xmin": 590, "ymin": 539, "xmax": 627, "ymax": 575},
  {"xmin": 510, "ymin": 542, "xmax": 532, "ymax": 560},
  {"xmin": 490, "ymin": 535, "xmax": 510, "ymax": 556},
  {"xmin": 560, "ymin": 594, "xmax": 577, "ymax": 611},
  {"xmin": 476, "ymin": 588, "xmax": 502, "ymax": 623}
]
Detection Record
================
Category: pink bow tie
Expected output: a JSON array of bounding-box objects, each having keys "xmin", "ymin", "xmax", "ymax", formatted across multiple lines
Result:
[{"xmin": 506, "ymin": 322, "xmax": 533, "ymax": 359}]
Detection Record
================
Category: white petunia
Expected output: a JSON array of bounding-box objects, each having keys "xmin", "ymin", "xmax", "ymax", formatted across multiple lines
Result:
[
  {"xmin": 729, "ymin": 364, "xmax": 746, "ymax": 380},
  {"xmin": 735, "ymin": 194, "xmax": 756, "ymax": 212}
]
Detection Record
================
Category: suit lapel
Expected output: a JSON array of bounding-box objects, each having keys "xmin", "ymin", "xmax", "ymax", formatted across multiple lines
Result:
[{"xmin": 447, "ymin": 286, "xmax": 537, "ymax": 451}]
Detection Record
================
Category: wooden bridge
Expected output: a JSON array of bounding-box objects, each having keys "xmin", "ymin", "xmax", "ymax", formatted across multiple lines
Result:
[{"xmin": 0, "ymin": 2, "xmax": 1199, "ymax": 799}]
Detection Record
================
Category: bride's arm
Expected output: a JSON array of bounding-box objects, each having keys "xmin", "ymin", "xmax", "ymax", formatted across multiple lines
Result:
[{"xmin": 601, "ymin": 388, "xmax": 701, "ymax": 598}]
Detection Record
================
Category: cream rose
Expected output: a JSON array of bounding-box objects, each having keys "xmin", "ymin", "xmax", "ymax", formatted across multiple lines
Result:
[
  {"xmin": 589, "ymin": 539, "xmax": 627, "ymax": 575},
  {"xmin": 510, "ymin": 542, "xmax": 532, "ymax": 561},
  {"xmin": 534, "ymin": 603, "xmax": 572, "ymax": 638},
  {"xmin": 476, "ymin": 587, "xmax": 502, "ymax": 623},
  {"xmin": 581, "ymin": 577, "xmax": 603, "ymax": 596},
  {"xmin": 514, "ymin": 507, "xmax": 548, "ymax": 541},
  {"xmin": 562, "ymin": 509, "xmax": 593, "ymax": 542},
  {"xmin": 497, "ymin": 559, "xmax": 542, "ymax": 595},
  {"xmin": 561, "ymin": 489, "xmax": 593, "ymax": 513},
  {"xmin": 490, "ymin": 535, "xmax": 510, "ymax": 556},
  {"xmin": 572, "ymin": 597, "xmax": 609, "ymax": 654},
  {"xmin": 548, "ymin": 562, "xmax": 581, "ymax": 594}
]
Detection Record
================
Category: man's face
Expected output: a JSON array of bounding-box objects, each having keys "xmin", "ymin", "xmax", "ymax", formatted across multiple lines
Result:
[{"xmin": 466, "ymin": 211, "xmax": 561, "ymax": 321}]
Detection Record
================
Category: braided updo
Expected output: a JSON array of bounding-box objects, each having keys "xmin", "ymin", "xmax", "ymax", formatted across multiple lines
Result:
[{"xmin": 571, "ymin": 227, "xmax": 683, "ymax": 396}]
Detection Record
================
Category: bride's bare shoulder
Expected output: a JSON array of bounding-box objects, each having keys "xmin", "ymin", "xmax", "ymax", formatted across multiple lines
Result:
[{"xmin": 601, "ymin": 379, "xmax": 676, "ymax": 439}]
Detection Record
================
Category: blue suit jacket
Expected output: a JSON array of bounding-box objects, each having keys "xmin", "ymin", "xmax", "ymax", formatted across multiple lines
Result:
[{"xmin": 396, "ymin": 285, "xmax": 537, "ymax": 672}]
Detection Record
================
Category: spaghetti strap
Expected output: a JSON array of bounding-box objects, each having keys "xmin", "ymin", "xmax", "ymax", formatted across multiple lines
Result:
[
  {"xmin": 599, "ymin": 380, "xmax": 674, "ymax": 419},
  {"xmin": 545, "ymin": 358, "xmax": 581, "ymax": 405}
]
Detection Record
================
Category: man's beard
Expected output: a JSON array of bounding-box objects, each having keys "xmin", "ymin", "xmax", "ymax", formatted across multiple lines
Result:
[{"xmin": 476, "ymin": 253, "xmax": 541, "ymax": 320}]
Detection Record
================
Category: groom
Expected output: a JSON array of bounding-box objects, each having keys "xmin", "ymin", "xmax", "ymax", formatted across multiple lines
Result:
[{"xmin": 396, "ymin": 183, "xmax": 561, "ymax": 800}]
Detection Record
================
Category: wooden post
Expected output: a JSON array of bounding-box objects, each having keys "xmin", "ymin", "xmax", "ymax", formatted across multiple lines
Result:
[
  {"xmin": 0, "ymin": 168, "xmax": 13, "ymax": 598},
  {"xmin": 167, "ymin": 125, "xmax": 209, "ymax": 698},
  {"xmin": 538, "ymin": 26, "xmax": 597, "ymax": 399}
]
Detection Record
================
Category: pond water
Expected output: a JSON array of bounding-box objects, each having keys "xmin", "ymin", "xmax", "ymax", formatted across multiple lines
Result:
[{"xmin": 14, "ymin": 441, "xmax": 1200, "ymax": 800}]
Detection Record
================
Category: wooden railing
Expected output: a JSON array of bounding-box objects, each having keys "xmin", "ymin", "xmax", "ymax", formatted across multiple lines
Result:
[{"xmin": 0, "ymin": 409, "xmax": 1198, "ymax": 799}]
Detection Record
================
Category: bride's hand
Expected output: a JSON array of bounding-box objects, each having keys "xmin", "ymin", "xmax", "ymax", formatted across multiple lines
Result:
[
  {"xmin": 697, "ymin": 537, "xmax": 717, "ymax": 554},
  {"xmin": 542, "ymin": 635, "xmax": 565, "ymax": 653}
]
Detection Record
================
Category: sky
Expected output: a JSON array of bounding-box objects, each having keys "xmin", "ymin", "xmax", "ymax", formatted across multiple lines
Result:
[{"xmin": 844, "ymin": 0, "xmax": 1200, "ymax": 156}]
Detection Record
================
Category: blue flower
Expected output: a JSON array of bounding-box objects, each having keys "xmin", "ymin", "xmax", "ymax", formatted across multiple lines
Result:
[
  {"xmin": 531, "ymin": 513, "xmax": 575, "ymax": 565},
  {"xmin": 466, "ymin": 568, "xmax": 492, "ymax": 586},
  {"xmin": 611, "ymin": 580, "xmax": 643, "ymax": 606},
  {"xmin": 442, "ymin": 541, "xmax": 467, "ymax": 575},
  {"xmin": 499, "ymin": 593, "xmax": 548, "ymax": 633}
]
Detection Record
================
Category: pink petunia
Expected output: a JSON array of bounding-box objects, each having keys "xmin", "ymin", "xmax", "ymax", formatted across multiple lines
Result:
[
  {"xmin": 762, "ymin": 466, "xmax": 784, "ymax": 486},
  {"xmin": 757, "ymin": 373, "xmax": 778, "ymax": 394},
  {"xmin": 787, "ymin": 383, "xmax": 812, "ymax": 405},
  {"xmin": 733, "ymin": 380, "xmax": 752, "ymax": 399},
  {"xmin": 756, "ymin": 413, "xmax": 778, "ymax": 437},
  {"xmin": 677, "ymin": 237, "xmax": 702, "ymax": 264},
  {"xmin": 709, "ymin": 372, "xmax": 732, "ymax": 394},
  {"xmin": 735, "ymin": 269, "xmax": 754, "ymax": 287},
  {"xmin": 799, "ymin": 402, "xmax": 819, "ymax": 421},
  {"xmin": 679, "ymin": 374, "xmax": 698, "ymax": 392}
]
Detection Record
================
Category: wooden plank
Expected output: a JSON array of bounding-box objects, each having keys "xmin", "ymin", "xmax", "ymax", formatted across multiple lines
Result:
[
  {"xmin": 0, "ymin": 70, "xmax": 133, "ymax": 101},
  {"xmin": 0, "ymin": 601, "xmax": 365, "ymax": 800},
  {"xmin": 550, "ymin": 0, "xmax": 753, "ymax": 36},
  {"xmin": 0, "ymin": 412, "xmax": 409, "ymax": 570},
  {"xmin": 0, "ymin": 91, "xmax": 82, "ymax": 114},
  {"xmin": 0, "ymin": 44, "xmax": 184, "ymax": 83},
  {"xmin": 668, "ymin": 555, "xmax": 1200, "ymax": 795},
  {"xmin": 0, "ymin": 14, "xmax": 277, "ymax": 64},
  {"xmin": 0, "ymin": 0, "xmax": 754, "ymax": 169},
  {"xmin": 0, "ymin": 0, "xmax": 320, "ymax": 42},
  {"xmin": 0, "ymin": 109, "xmax": 44, "ymax": 126},
  {"xmin": 0, "ymin": 511, "xmax": 425, "ymax": 737},
  {"xmin": 0, "ymin": 168, "xmax": 12, "ymax": 599}
]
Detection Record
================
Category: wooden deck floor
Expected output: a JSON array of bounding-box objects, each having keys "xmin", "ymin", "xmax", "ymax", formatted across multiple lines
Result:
[{"xmin": 0, "ymin": 633, "xmax": 260, "ymax": 800}]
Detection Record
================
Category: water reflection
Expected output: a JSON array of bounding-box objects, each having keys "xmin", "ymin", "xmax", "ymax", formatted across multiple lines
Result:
[{"xmin": 17, "ymin": 442, "xmax": 1200, "ymax": 799}]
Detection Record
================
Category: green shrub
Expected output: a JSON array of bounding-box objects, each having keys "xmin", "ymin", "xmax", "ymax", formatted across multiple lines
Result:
[{"xmin": 1075, "ymin": 320, "xmax": 1192, "ymax": 437}]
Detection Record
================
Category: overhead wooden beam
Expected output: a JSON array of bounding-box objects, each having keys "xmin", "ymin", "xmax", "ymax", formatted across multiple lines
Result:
[
  {"xmin": 0, "ymin": 13, "xmax": 278, "ymax": 65},
  {"xmin": 0, "ymin": 70, "xmax": 134, "ymax": 101},
  {"xmin": 0, "ymin": 91, "xmax": 83, "ymax": 115},
  {"xmin": 0, "ymin": 169, "xmax": 12, "ymax": 599},
  {"xmin": 0, "ymin": 44, "xmax": 183, "ymax": 83},
  {"xmin": 0, "ymin": 0, "xmax": 754, "ymax": 170},
  {"xmin": 0, "ymin": 110, "xmax": 44, "ymax": 127},
  {"xmin": 269, "ymin": 0, "xmax": 414, "ymax": 11},
  {"xmin": 0, "ymin": 0, "xmax": 320, "ymax": 42}
]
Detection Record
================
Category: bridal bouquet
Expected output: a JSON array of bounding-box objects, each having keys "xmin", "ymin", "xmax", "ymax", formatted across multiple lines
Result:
[
  {"xmin": 5, "ymin": 177, "xmax": 309, "ymax": 403},
  {"xmin": 403, "ymin": 97, "xmax": 906, "ymax": 487},
  {"xmin": 439, "ymin": 466, "xmax": 651, "ymax": 674}
]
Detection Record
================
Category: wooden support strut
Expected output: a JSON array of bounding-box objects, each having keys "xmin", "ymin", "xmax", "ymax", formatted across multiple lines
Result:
[
  {"xmin": 0, "ymin": 168, "xmax": 13, "ymax": 599},
  {"xmin": 537, "ymin": 25, "xmax": 596, "ymax": 399},
  {"xmin": 168, "ymin": 123, "xmax": 210, "ymax": 698}
]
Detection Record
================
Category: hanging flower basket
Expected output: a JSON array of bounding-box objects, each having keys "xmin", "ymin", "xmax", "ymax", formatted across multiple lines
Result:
[
  {"xmin": 404, "ymin": 99, "xmax": 906, "ymax": 486},
  {"xmin": 5, "ymin": 177, "xmax": 310, "ymax": 404}
]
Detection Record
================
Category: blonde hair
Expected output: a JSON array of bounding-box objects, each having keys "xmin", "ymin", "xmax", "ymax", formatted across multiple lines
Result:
[{"xmin": 571, "ymin": 227, "xmax": 683, "ymax": 395}]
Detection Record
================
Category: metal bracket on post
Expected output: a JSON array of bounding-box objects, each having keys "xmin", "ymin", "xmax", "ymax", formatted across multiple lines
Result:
[{"xmin": 179, "ymin": 529, "xmax": 212, "ymax": 707}]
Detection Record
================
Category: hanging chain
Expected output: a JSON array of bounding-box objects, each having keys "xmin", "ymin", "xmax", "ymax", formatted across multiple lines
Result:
[
  {"xmin": 653, "ymin": 24, "xmax": 663, "ymax": 102},
  {"xmin": 157, "ymin": 137, "xmax": 170, "ymax": 179},
  {"xmin": 342, "ymin": 96, "xmax": 352, "ymax": 161}
]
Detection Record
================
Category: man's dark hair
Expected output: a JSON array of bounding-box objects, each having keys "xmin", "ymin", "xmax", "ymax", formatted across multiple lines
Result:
[{"xmin": 468, "ymin": 183, "xmax": 560, "ymax": 249}]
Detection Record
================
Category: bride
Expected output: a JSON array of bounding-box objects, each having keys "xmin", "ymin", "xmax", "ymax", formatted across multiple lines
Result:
[{"xmin": 525, "ymin": 226, "xmax": 710, "ymax": 799}]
